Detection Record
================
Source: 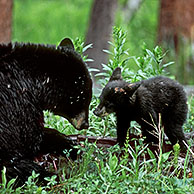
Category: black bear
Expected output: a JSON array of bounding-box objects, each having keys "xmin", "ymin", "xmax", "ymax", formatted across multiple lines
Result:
[
  {"xmin": 0, "ymin": 38, "xmax": 92, "ymax": 185},
  {"xmin": 94, "ymin": 67, "xmax": 188, "ymax": 151}
]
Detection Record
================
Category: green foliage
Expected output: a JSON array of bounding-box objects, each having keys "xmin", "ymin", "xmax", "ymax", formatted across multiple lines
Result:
[
  {"xmin": 0, "ymin": 169, "xmax": 59, "ymax": 193},
  {"xmin": 13, "ymin": 0, "xmax": 159, "ymax": 58},
  {"xmin": 0, "ymin": 167, "xmax": 17, "ymax": 194},
  {"xmin": 1, "ymin": 142, "xmax": 194, "ymax": 193},
  {"xmin": 173, "ymin": 143, "xmax": 181, "ymax": 166},
  {"xmin": 13, "ymin": 0, "xmax": 92, "ymax": 44},
  {"xmin": 96, "ymin": 27, "xmax": 173, "ymax": 87},
  {"xmin": 134, "ymin": 44, "xmax": 174, "ymax": 80},
  {"xmin": 87, "ymin": 96, "xmax": 117, "ymax": 137},
  {"xmin": 116, "ymin": 0, "xmax": 159, "ymax": 56},
  {"xmin": 73, "ymin": 37, "xmax": 93, "ymax": 63},
  {"xmin": 184, "ymin": 96, "xmax": 194, "ymax": 132},
  {"xmin": 44, "ymin": 110, "xmax": 77, "ymax": 135}
]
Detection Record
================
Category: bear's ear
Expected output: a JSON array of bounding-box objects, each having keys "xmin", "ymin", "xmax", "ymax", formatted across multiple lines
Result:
[
  {"xmin": 58, "ymin": 38, "xmax": 74, "ymax": 50},
  {"xmin": 109, "ymin": 67, "xmax": 122, "ymax": 81}
]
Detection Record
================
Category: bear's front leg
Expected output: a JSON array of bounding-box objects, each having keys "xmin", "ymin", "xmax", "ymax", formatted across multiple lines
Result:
[
  {"xmin": 116, "ymin": 113, "xmax": 131, "ymax": 146},
  {"xmin": 39, "ymin": 127, "xmax": 78, "ymax": 160}
]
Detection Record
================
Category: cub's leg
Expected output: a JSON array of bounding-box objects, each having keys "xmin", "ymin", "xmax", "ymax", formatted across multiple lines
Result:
[
  {"xmin": 116, "ymin": 113, "xmax": 131, "ymax": 146},
  {"xmin": 163, "ymin": 123, "xmax": 187, "ymax": 152},
  {"xmin": 162, "ymin": 107, "xmax": 188, "ymax": 152}
]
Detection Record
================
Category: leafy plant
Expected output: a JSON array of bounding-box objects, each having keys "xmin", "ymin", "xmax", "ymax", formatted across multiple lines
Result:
[
  {"xmin": 96, "ymin": 27, "xmax": 173, "ymax": 87},
  {"xmin": 73, "ymin": 37, "xmax": 93, "ymax": 63},
  {"xmin": 0, "ymin": 167, "xmax": 18, "ymax": 194}
]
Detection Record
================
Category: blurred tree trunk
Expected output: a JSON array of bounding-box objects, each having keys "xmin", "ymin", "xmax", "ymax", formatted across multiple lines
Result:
[
  {"xmin": 158, "ymin": 0, "xmax": 194, "ymax": 84},
  {"xmin": 85, "ymin": 0, "xmax": 118, "ymax": 90},
  {"xmin": 0, "ymin": 0, "xmax": 13, "ymax": 43},
  {"xmin": 122, "ymin": 0, "xmax": 145, "ymax": 24}
]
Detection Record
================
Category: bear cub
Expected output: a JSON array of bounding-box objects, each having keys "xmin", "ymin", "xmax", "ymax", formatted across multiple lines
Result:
[{"xmin": 94, "ymin": 67, "xmax": 188, "ymax": 151}]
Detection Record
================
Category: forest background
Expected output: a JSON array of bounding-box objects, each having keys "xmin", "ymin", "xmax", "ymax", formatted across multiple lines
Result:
[{"xmin": 1, "ymin": 0, "xmax": 194, "ymax": 85}]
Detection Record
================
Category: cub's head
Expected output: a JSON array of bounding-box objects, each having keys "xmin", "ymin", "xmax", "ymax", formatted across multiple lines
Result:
[{"xmin": 94, "ymin": 67, "xmax": 140, "ymax": 117}]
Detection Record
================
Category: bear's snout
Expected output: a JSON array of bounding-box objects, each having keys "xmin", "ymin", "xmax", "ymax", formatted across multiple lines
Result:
[{"xmin": 70, "ymin": 111, "xmax": 89, "ymax": 130}]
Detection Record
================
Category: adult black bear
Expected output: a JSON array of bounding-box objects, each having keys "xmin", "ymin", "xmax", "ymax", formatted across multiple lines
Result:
[
  {"xmin": 0, "ymin": 38, "xmax": 92, "ymax": 185},
  {"xmin": 94, "ymin": 67, "xmax": 188, "ymax": 151}
]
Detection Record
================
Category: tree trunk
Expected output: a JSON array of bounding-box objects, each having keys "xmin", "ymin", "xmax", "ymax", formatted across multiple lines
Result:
[
  {"xmin": 85, "ymin": 0, "xmax": 118, "ymax": 90},
  {"xmin": 121, "ymin": 0, "xmax": 145, "ymax": 24},
  {"xmin": 0, "ymin": 0, "xmax": 13, "ymax": 43},
  {"xmin": 158, "ymin": 0, "xmax": 194, "ymax": 84}
]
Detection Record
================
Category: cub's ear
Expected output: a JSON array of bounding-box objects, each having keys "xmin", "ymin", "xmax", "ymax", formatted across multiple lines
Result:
[
  {"xmin": 124, "ymin": 83, "xmax": 141, "ymax": 104},
  {"xmin": 58, "ymin": 38, "xmax": 74, "ymax": 50},
  {"xmin": 124, "ymin": 82, "xmax": 141, "ymax": 92},
  {"xmin": 109, "ymin": 67, "xmax": 122, "ymax": 81}
]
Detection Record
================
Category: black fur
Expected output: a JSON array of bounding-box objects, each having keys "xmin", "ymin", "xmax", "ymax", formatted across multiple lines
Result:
[
  {"xmin": 94, "ymin": 67, "xmax": 188, "ymax": 151},
  {"xmin": 0, "ymin": 38, "xmax": 92, "ymax": 185}
]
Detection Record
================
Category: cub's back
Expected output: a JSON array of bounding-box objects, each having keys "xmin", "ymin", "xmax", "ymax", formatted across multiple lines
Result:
[
  {"xmin": 136, "ymin": 76, "xmax": 187, "ymax": 113},
  {"xmin": 141, "ymin": 76, "xmax": 186, "ymax": 98}
]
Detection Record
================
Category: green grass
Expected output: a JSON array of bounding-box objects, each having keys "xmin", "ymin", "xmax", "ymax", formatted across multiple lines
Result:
[
  {"xmin": 1, "ymin": 140, "xmax": 194, "ymax": 193},
  {"xmin": 13, "ymin": 0, "xmax": 92, "ymax": 44}
]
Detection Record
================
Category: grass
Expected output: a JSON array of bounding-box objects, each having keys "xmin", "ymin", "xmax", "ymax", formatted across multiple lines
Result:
[
  {"xmin": 1, "ymin": 141, "xmax": 194, "ymax": 193},
  {"xmin": 12, "ymin": 0, "xmax": 92, "ymax": 44}
]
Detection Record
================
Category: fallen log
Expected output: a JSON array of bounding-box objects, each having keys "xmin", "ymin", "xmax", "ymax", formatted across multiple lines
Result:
[{"xmin": 68, "ymin": 134, "xmax": 174, "ymax": 153}]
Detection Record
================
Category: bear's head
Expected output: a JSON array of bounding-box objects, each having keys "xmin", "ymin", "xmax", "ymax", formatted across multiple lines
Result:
[
  {"xmin": 94, "ymin": 67, "xmax": 140, "ymax": 117},
  {"xmin": 0, "ymin": 39, "xmax": 92, "ymax": 130},
  {"xmin": 43, "ymin": 38, "xmax": 93, "ymax": 130}
]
